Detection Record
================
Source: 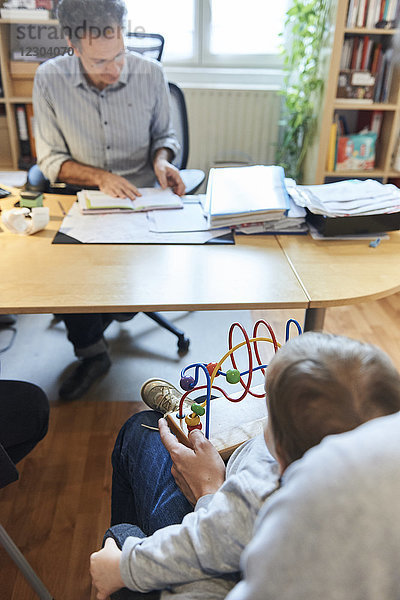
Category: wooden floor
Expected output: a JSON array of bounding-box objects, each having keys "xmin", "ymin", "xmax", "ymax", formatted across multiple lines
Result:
[{"xmin": 1, "ymin": 294, "xmax": 399, "ymax": 600}]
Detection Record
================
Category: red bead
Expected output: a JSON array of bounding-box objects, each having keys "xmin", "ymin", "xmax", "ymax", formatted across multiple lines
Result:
[
  {"xmin": 206, "ymin": 362, "xmax": 219, "ymax": 377},
  {"xmin": 187, "ymin": 424, "xmax": 203, "ymax": 432}
]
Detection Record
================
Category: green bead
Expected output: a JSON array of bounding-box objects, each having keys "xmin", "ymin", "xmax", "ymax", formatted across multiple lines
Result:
[
  {"xmin": 226, "ymin": 369, "xmax": 240, "ymax": 384},
  {"xmin": 191, "ymin": 403, "xmax": 205, "ymax": 416}
]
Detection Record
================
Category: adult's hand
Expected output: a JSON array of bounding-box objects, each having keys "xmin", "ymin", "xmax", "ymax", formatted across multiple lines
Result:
[
  {"xmin": 153, "ymin": 155, "xmax": 185, "ymax": 196},
  {"xmin": 97, "ymin": 171, "xmax": 141, "ymax": 200},
  {"xmin": 159, "ymin": 417, "xmax": 226, "ymax": 505},
  {"xmin": 90, "ymin": 537, "xmax": 124, "ymax": 600}
]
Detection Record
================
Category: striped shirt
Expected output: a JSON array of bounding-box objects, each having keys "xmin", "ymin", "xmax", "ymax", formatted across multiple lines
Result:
[{"xmin": 33, "ymin": 52, "xmax": 180, "ymax": 186}]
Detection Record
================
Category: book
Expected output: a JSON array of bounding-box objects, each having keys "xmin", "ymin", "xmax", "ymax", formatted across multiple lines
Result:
[
  {"xmin": 205, "ymin": 165, "xmax": 289, "ymax": 228},
  {"xmin": 335, "ymin": 132, "xmax": 377, "ymax": 171},
  {"xmin": 15, "ymin": 104, "xmax": 31, "ymax": 158},
  {"xmin": 326, "ymin": 122, "xmax": 338, "ymax": 171},
  {"xmin": 357, "ymin": 0, "xmax": 367, "ymax": 26},
  {"xmin": 77, "ymin": 188, "xmax": 184, "ymax": 215},
  {"xmin": 25, "ymin": 103, "xmax": 36, "ymax": 160},
  {"xmin": 356, "ymin": 110, "xmax": 383, "ymax": 136},
  {"xmin": 0, "ymin": 8, "xmax": 50, "ymax": 18}
]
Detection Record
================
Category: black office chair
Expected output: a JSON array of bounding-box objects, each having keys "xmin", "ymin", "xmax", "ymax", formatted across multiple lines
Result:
[
  {"xmin": 0, "ymin": 444, "xmax": 54, "ymax": 599},
  {"xmin": 125, "ymin": 31, "xmax": 165, "ymax": 62},
  {"xmin": 125, "ymin": 31, "xmax": 204, "ymax": 194},
  {"xmin": 168, "ymin": 81, "xmax": 205, "ymax": 195}
]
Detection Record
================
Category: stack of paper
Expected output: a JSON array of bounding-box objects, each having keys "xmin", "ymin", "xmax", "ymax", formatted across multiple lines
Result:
[
  {"xmin": 290, "ymin": 179, "xmax": 400, "ymax": 218},
  {"xmin": 77, "ymin": 188, "xmax": 183, "ymax": 214},
  {"xmin": 235, "ymin": 188, "xmax": 307, "ymax": 234},
  {"xmin": 205, "ymin": 165, "xmax": 289, "ymax": 228}
]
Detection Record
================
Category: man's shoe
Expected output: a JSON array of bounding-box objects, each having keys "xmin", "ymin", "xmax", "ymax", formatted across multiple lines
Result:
[
  {"xmin": 59, "ymin": 352, "xmax": 111, "ymax": 401},
  {"xmin": 140, "ymin": 378, "xmax": 190, "ymax": 415}
]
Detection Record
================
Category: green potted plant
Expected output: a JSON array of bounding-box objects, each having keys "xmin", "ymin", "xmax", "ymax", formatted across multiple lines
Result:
[{"xmin": 277, "ymin": 0, "xmax": 331, "ymax": 182}]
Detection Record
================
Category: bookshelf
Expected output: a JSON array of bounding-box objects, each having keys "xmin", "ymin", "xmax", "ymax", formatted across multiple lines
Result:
[
  {"xmin": 304, "ymin": 0, "xmax": 400, "ymax": 185},
  {"xmin": 0, "ymin": 16, "xmax": 58, "ymax": 169}
]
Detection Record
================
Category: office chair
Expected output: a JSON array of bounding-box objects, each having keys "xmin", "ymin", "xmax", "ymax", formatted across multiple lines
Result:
[
  {"xmin": 125, "ymin": 31, "xmax": 165, "ymax": 62},
  {"xmin": 167, "ymin": 81, "xmax": 205, "ymax": 195},
  {"xmin": 0, "ymin": 444, "xmax": 54, "ymax": 599}
]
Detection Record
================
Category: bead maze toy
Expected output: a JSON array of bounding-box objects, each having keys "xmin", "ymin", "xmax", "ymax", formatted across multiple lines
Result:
[{"xmin": 166, "ymin": 318, "xmax": 302, "ymax": 460}]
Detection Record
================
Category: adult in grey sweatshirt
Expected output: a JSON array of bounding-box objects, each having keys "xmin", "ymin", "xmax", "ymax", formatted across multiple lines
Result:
[
  {"xmin": 91, "ymin": 333, "xmax": 400, "ymax": 599},
  {"xmin": 227, "ymin": 411, "xmax": 400, "ymax": 600}
]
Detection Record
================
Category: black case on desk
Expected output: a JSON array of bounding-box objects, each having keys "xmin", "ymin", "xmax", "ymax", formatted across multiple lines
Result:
[{"xmin": 306, "ymin": 210, "xmax": 400, "ymax": 237}]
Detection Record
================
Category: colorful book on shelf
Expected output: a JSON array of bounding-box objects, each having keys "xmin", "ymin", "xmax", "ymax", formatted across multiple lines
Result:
[
  {"xmin": 335, "ymin": 132, "xmax": 377, "ymax": 171},
  {"xmin": 326, "ymin": 122, "xmax": 338, "ymax": 172},
  {"xmin": 77, "ymin": 188, "xmax": 184, "ymax": 215}
]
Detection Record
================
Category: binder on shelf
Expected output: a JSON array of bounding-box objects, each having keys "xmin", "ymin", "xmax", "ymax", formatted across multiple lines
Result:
[
  {"xmin": 25, "ymin": 103, "xmax": 36, "ymax": 160},
  {"xmin": 326, "ymin": 122, "xmax": 338, "ymax": 171},
  {"xmin": 15, "ymin": 104, "xmax": 31, "ymax": 160}
]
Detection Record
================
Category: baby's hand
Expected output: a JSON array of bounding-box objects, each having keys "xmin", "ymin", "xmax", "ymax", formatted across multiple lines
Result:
[{"xmin": 90, "ymin": 537, "xmax": 124, "ymax": 600}]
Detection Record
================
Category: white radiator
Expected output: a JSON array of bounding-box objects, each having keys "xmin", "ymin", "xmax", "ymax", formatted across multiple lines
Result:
[{"xmin": 183, "ymin": 87, "xmax": 281, "ymax": 186}]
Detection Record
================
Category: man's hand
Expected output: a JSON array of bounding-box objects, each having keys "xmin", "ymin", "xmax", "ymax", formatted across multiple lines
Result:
[
  {"xmin": 159, "ymin": 418, "xmax": 226, "ymax": 505},
  {"xmin": 90, "ymin": 537, "xmax": 125, "ymax": 600},
  {"xmin": 97, "ymin": 172, "xmax": 141, "ymax": 200},
  {"xmin": 153, "ymin": 154, "xmax": 185, "ymax": 196}
]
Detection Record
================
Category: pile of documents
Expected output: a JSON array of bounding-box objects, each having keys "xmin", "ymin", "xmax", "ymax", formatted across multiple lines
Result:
[
  {"xmin": 204, "ymin": 165, "xmax": 307, "ymax": 233},
  {"xmin": 289, "ymin": 179, "xmax": 400, "ymax": 218}
]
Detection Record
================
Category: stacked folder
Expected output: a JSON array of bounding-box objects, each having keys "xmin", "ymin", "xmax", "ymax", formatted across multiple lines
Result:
[{"xmin": 205, "ymin": 165, "xmax": 290, "ymax": 228}]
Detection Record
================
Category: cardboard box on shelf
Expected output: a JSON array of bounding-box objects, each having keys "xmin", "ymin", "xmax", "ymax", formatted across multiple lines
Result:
[{"xmin": 337, "ymin": 70, "xmax": 375, "ymax": 103}]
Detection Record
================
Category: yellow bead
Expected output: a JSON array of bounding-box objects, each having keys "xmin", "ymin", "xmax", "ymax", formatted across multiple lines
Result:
[{"xmin": 185, "ymin": 413, "xmax": 201, "ymax": 427}]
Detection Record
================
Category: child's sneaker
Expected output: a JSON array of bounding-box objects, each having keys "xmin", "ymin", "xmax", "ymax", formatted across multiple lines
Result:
[{"xmin": 140, "ymin": 378, "xmax": 186, "ymax": 415}]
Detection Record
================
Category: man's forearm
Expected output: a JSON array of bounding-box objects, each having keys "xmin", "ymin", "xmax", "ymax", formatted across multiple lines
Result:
[
  {"xmin": 153, "ymin": 147, "xmax": 173, "ymax": 165},
  {"xmin": 58, "ymin": 159, "xmax": 108, "ymax": 187}
]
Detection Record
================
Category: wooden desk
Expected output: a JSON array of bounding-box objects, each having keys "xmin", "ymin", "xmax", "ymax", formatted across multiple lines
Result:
[
  {"xmin": 277, "ymin": 233, "xmax": 400, "ymax": 329},
  {"xmin": 1, "ymin": 190, "xmax": 399, "ymax": 330},
  {"xmin": 0, "ymin": 193, "xmax": 308, "ymax": 314}
]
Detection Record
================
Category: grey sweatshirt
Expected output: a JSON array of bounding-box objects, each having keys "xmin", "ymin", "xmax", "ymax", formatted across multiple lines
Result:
[
  {"xmin": 120, "ymin": 434, "xmax": 280, "ymax": 598},
  {"xmin": 227, "ymin": 411, "xmax": 400, "ymax": 600}
]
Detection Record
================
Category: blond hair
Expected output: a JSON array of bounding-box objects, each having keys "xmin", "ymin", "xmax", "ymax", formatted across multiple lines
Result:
[{"xmin": 266, "ymin": 332, "xmax": 400, "ymax": 465}]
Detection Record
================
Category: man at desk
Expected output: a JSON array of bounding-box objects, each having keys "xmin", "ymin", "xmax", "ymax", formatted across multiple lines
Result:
[{"xmin": 33, "ymin": 0, "xmax": 185, "ymax": 400}]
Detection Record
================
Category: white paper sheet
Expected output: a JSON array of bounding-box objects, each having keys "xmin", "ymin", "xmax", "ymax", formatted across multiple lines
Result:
[{"xmin": 57, "ymin": 201, "xmax": 232, "ymax": 244}]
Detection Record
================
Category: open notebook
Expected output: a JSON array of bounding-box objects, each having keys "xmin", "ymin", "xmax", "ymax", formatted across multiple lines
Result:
[{"xmin": 77, "ymin": 188, "xmax": 183, "ymax": 214}]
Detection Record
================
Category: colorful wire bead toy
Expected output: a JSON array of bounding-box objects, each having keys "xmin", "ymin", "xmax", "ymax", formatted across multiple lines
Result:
[{"xmin": 176, "ymin": 319, "xmax": 302, "ymax": 439}]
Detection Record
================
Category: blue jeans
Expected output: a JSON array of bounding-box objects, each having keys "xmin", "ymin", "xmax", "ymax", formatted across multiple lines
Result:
[{"xmin": 106, "ymin": 410, "xmax": 194, "ymax": 599}]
